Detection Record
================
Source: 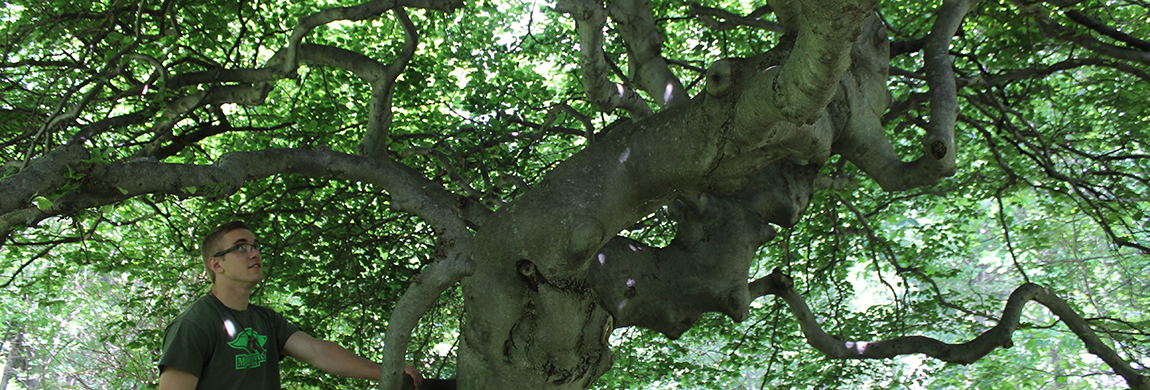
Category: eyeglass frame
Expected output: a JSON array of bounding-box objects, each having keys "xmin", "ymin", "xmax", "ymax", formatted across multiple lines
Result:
[{"xmin": 212, "ymin": 243, "xmax": 262, "ymax": 258}]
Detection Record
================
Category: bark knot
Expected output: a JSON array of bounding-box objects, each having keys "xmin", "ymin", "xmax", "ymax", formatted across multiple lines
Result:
[
  {"xmin": 706, "ymin": 59, "xmax": 734, "ymax": 97},
  {"xmin": 930, "ymin": 140, "xmax": 948, "ymax": 160}
]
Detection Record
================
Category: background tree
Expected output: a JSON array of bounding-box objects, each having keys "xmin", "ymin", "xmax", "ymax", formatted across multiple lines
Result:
[{"xmin": 0, "ymin": 0, "xmax": 1147, "ymax": 388}]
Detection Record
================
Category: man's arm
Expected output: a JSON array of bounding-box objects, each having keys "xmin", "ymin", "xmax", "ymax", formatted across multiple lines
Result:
[
  {"xmin": 284, "ymin": 331, "xmax": 423, "ymax": 387},
  {"xmin": 158, "ymin": 366, "xmax": 199, "ymax": 390}
]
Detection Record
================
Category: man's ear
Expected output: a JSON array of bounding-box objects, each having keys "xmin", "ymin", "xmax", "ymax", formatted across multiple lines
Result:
[{"xmin": 209, "ymin": 257, "xmax": 222, "ymax": 272}]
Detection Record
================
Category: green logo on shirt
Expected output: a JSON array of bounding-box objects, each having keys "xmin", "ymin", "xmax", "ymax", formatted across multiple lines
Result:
[{"xmin": 227, "ymin": 328, "xmax": 268, "ymax": 370}]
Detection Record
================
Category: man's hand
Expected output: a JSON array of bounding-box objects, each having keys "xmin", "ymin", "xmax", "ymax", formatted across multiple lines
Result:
[{"xmin": 405, "ymin": 364, "xmax": 424, "ymax": 389}]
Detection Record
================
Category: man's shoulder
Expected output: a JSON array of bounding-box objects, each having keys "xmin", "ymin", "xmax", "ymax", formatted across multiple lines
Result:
[
  {"xmin": 162, "ymin": 295, "xmax": 223, "ymax": 347},
  {"xmin": 246, "ymin": 301, "xmax": 281, "ymax": 315},
  {"xmin": 246, "ymin": 302, "xmax": 302, "ymax": 339},
  {"xmin": 170, "ymin": 294, "xmax": 224, "ymax": 325},
  {"xmin": 246, "ymin": 302, "xmax": 293, "ymax": 326}
]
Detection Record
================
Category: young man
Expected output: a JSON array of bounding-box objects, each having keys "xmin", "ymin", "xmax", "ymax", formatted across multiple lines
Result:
[{"xmin": 158, "ymin": 221, "xmax": 424, "ymax": 390}]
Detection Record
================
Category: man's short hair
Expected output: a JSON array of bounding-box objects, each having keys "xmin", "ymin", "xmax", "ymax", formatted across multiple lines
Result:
[{"xmin": 200, "ymin": 221, "xmax": 250, "ymax": 282}]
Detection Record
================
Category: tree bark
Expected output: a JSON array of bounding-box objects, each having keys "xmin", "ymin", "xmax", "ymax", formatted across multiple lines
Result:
[{"xmin": 456, "ymin": 0, "xmax": 880, "ymax": 386}]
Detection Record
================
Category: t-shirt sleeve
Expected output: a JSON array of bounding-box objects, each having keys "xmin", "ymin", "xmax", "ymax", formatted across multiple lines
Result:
[
  {"xmin": 269, "ymin": 309, "xmax": 302, "ymax": 358},
  {"xmin": 158, "ymin": 318, "xmax": 213, "ymax": 378}
]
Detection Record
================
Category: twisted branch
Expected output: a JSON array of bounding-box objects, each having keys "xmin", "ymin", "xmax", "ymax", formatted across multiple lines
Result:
[
  {"xmin": 751, "ymin": 270, "xmax": 1149, "ymax": 390},
  {"xmin": 280, "ymin": 0, "xmax": 461, "ymax": 77}
]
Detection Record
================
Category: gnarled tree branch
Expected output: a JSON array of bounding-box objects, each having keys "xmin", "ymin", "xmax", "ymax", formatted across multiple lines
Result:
[
  {"xmin": 746, "ymin": 0, "xmax": 881, "ymax": 125},
  {"xmin": 591, "ymin": 159, "xmax": 817, "ymax": 339},
  {"xmin": 555, "ymin": 0, "xmax": 654, "ymax": 118},
  {"xmin": 751, "ymin": 270, "xmax": 1149, "ymax": 390},
  {"xmin": 280, "ymin": 0, "xmax": 461, "ymax": 79},
  {"xmin": 831, "ymin": 0, "xmax": 970, "ymax": 192}
]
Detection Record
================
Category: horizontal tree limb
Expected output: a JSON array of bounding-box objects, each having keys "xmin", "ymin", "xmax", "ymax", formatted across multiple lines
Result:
[{"xmin": 0, "ymin": 143, "xmax": 90, "ymax": 216}]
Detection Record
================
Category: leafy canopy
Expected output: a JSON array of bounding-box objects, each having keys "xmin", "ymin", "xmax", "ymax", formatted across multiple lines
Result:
[{"xmin": 0, "ymin": 0, "xmax": 1148, "ymax": 388}]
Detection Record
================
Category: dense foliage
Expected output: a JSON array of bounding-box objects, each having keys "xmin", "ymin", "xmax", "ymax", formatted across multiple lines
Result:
[{"xmin": 0, "ymin": 0, "xmax": 1147, "ymax": 388}]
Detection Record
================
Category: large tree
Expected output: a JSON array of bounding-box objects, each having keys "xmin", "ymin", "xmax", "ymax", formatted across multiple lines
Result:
[{"xmin": 0, "ymin": 0, "xmax": 1147, "ymax": 388}]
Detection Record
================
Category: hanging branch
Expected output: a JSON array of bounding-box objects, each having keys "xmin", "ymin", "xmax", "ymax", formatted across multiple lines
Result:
[
  {"xmin": 750, "ymin": 269, "xmax": 1150, "ymax": 390},
  {"xmin": 830, "ymin": 0, "xmax": 973, "ymax": 192},
  {"xmin": 377, "ymin": 243, "xmax": 475, "ymax": 390},
  {"xmin": 555, "ymin": 0, "xmax": 654, "ymax": 118},
  {"xmin": 606, "ymin": 0, "xmax": 690, "ymax": 108},
  {"xmin": 359, "ymin": 8, "xmax": 419, "ymax": 159}
]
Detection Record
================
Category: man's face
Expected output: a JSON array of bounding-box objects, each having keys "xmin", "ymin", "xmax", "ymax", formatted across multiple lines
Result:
[{"xmin": 211, "ymin": 229, "xmax": 264, "ymax": 286}]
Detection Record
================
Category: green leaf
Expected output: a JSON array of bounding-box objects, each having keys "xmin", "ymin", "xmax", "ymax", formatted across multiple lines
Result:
[{"xmin": 32, "ymin": 195, "xmax": 52, "ymax": 210}]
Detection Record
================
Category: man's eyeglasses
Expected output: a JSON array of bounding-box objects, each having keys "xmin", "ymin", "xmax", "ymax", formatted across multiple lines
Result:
[{"xmin": 213, "ymin": 243, "xmax": 262, "ymax": 258}]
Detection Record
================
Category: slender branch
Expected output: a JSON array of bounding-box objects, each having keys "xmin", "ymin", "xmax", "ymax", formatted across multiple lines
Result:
[
  {"xmin": 407, "ymin": 147, "xmax": 484, "ymax": 198},
  {"xmin": 994, "ymin": 192, "xmax": 1032, "ymax": 283},
  {"xmin": 153, "ymin": 122, "xmax": 295, "ymax": 160},
  {"xmin": 497, "ymin": 112, "xmax": 588, "ymax": 138},
  {"xmin": 40, "ymin": 41, "xmax": 141, "ymax": 136},
  {"xmin": 135, "ymin": 83, "xmax": 275, "ymax": 158},
  {"xmin": 0, "ymin": 245, "xmax": 57, "ymax": 288},
  {"xmin": 125, "ymin": 53, "xmax": 169, "ymax": 99},
  {"xmin": 689, "ymin": 3, "xmax": 784, "ymax": 33},
  {"xmin": 1024, "ymin": 5, "xmax": 1150, "ymax": 65},
  {"xmin": 982, "ymin": 57, "xmax": 1150, "ymax": 87},
  {"xmin": 543, "ymin": 104, "xmax": 596, "ymax": 141},
  {"xmin": 1063, "ymin": 10, "xmax": 1150, "ymax": 52}
]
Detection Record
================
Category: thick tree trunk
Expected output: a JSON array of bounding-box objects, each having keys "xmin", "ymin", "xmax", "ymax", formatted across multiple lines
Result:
[{"xmin": 454, "ymin": 0, "xmax": 881, "ymax": 386}]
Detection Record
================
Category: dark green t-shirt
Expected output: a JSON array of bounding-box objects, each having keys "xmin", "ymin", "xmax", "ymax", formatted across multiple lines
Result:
[{"xmin": 159, "ymin": 294, "xmax": 301, "ymax": 390}]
